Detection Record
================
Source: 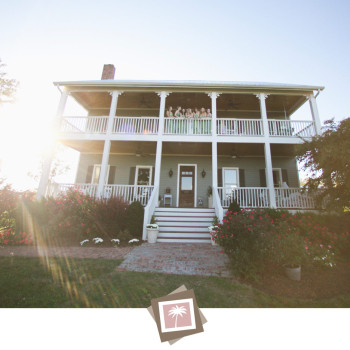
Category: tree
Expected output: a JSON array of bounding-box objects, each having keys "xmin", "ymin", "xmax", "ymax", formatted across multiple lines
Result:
[
  {"xmin": 0, "ymin": 59, "xmax": 18, "ymax": 104},
  {"xmin": 296, "ymin": 118, "xmax": 350, "ymax": 211}
]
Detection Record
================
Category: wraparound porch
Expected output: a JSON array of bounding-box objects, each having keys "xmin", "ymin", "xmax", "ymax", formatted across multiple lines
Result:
[{"xmin": 46, "ymin": 183, "xmax": 317, "ymax": 210}]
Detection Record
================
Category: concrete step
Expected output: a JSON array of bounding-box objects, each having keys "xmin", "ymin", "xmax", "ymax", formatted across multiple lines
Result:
[
  {"xmin": 155, "ymin": 207, "xmax": 215, "ymax": 213},
  {"xmin": 157, "ymin": 221, "xmax": 211, "ymax": 227},
  {"xmin": 158, "ymin": 232, "xmax": 211, "ymax": 238},
  {"xmin": 156, "ymin": 238, "xmax": 212, "ymax": 243},
  {"xmin": 159, "ymin": 226, "xmax": 210, "ymax": 233}
]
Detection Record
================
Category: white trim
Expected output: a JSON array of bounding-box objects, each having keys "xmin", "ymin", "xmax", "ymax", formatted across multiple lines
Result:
[
  {"xmin": 135, "ymin": 165, "xmax": 153, "ymax": 186},
  {"xmin": 176, "ymin": 164, "xmax": 197, "ymax": 208},
  {"xmin": 222, "ymin": 167, "xmax": 240, "ymax": 188}
]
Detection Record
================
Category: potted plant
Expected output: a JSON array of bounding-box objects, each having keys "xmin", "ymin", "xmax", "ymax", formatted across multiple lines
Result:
[
  {"xmin": 207, "ymin": 186, "xmax": 213, "ymax": 208},
  {"xmin": 146, "ymin": 215, "xmax": 159, "ymax": 244},
  {"xmin": 272, "ymin": 226, "xmax": 307, "ymax": 281},
  {"xmin": 208, "ymin": 215, "xmax": 220, "ymax": 246}
]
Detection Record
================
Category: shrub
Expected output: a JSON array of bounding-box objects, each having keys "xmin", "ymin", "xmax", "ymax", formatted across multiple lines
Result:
[
  {"xmin": 125, "ymin": 201, "xmax": 144, "ymax": 239},
  {"xmin": 94, "ymin": 196, "xmax": 128, "ymax": 240},
  {"xmin": 228, "ymin": 199, "xmax": 241, "ymax": 214},
  {"xmin": 118, "ymin": 229, "xmax": 132, "ymax": 243},
  {"xmin": 0, "ymin": 228, "xmax": 33, "ymax": 246},
  {"xmin": 216, "ymin": 209, "xmax": 276, "ymax": 277}
]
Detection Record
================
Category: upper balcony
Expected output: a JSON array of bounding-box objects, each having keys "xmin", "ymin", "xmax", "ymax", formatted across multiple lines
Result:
[
  {"xmin": 55, "ymin": 79, "xmax": 323, "ymax": 144},
  {"xmin": 59, "ymin": 115, "xmax": 316, "ymax": 139}
]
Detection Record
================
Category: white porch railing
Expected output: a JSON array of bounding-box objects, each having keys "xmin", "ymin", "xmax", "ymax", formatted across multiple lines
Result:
[
  {"xmin": 218, "ymin": 187, "xmax": 270, "ymax": 208},
  {"xmin": 47, "ymin": 183, "xmax": 99, "ymax": 197},
  {"xmin": 164, "ymin": 117, "xmax": 212, "ymax": 135},
  {"xmin": 142, "ymin": 186, "xmax": 158, "ymax": 240},
  {"xmin": 113, "ymin": 117, "xmax": 159, "ymax": 134},
  {"xmin": 217, "ymin": 119, "xmax": 263, "ymax": 136},
  {"xmin": 268, "ymin": 120, "xmax": 315, "ymax": 137},
  {"xmin": 275, "ymin": 188, "xmax": 316, "ymax": 209},
  {"xmin": 102, "ymin": 185, "xmax": 154, "ymax": 206},
  {"xmin": 60, "ymin": 116, "xmax": 108, "ymax": 134},
  {"xmin": 213, "ymin": 186, "xmax": 224, "ymax": 222},
  {"xmin": 46, "ymin": 183, "xmax": 154, "ymax": 206}
]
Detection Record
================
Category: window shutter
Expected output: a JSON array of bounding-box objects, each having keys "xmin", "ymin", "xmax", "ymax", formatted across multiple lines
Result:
[
  {"xmin": 239, "ymin": 169, "xmax": 245, "ymax": 187},
  {"xmin": 108, "ymin": 166, "xmax": 116, "ymax": 184},
  {"xmin": 282, "ymin": 169, "xmax": 289, "ymax": 186},
  {"xmin": 151, "ymin": 167, "xmax": 155, "ymax": 185},
  {"xmin": 259, "ymin": 169, "xmax": 266, "ymax": 187},
  {"xmin": 85, "ymin": 166, "xmax": 94, "ymax": 183},
  {"xmin": 217, "ymin": 168, "xmax": 222, "ymax": 187},
  {"xmin": 129, "ymin": 167, "xmax": 136, "ymax": 185}
]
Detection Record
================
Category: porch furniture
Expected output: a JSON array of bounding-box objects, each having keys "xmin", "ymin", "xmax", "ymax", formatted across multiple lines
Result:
[{"xmin": 163, "ymin": 194, "xmax": 172, "ymax": 207}]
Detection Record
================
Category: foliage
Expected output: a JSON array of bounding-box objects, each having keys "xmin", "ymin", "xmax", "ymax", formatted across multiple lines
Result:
[
  {"xmin": 94, "ymin": 196, "xmax": 128, "ymax": 239},
  {"xmin": 0, "ymin": 59, "xmax": 18, "ymax": 104},
  {"xmin": 118, "ymin": 229, "xmax": 132, "ymax": 243},
  {"xmin": 207, "ymin": 186, "xmax": 212, "ymax": 196},
  {"xmin": 125, "ymin": 201, "xmax": 144, "ymax": 239},
  {"xmin": 215, "ymin": 209, "xmax": 347, "ymax": 278},
  {"xmin": 228, "ymin": 199, "xmax": 241, "ymax": 214},
  {"xmin": 212, "ymin": 215, "xmax": 220, "ymax": 226},
  {"xmin": 150, "ymin": 215, "xmax": 157, "ymax": 225},
  {"xmin": 296, "ymin": 118, "xmax": 350, "ymax": 211},
  {"xmin": 0, "ymin": 228, "xmax": 32, "ymax": 246},
  {"xmin": 215, "ymin": 209, "xmax": 276, "ymax": 277}
]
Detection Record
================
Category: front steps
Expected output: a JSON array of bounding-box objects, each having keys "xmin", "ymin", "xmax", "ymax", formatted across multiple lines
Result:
[{"xmin": 153, "ymin": 207, "xmax": 215, "ymax": 243}]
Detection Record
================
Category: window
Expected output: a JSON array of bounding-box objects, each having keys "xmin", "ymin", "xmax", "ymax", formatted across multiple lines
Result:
[
  {"xmin": 135, "ymin": 166, "xmax": 152, "ymax": 186},
  {"xmin": 272, "ymin": 168, "xmax": 282, "ymax": 187},
  {"xmin": 222, "ymin": 168, "xmax": 239, "ymax": 196},
  {"xmin": 91, "ymin": 164, "xmax": 110, "ymax": 184},
  {"xmin": 222, "ymin": 168, "xmax": 239, "ymax": 188}
]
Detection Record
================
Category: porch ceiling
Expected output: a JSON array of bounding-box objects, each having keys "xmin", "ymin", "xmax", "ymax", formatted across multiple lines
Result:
[
  {"xmin": 70, "ymin": 91, "xmax": 308, "ymax": 117},
  {"xmin": 60, "ymin": 140, "xmax": 296, "ymax": 157}
]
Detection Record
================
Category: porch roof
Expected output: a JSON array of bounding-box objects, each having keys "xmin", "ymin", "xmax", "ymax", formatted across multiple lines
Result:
[
  {"xmin": 54, "ymin": 80, "xmax": 324, "ymax": 117},
  {"xmin": 54, "ymin": 79, "xmax": 324, "ymax": 93}
]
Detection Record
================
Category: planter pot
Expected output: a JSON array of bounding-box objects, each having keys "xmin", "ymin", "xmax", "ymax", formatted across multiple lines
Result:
[
  {"xmin": 147, "ymin": 228, "xmax": 159, "ymax": 244},
  {"xmin": 208, "ymin": 195, "xmax": 213, "ymax": 208},
  {"xmin": 283, "ymin": 264, "xmax": 301, "ymax": 281}
]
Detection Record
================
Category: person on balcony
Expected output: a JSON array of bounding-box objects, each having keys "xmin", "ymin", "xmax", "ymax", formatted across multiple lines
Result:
[
  {"xmin": 174, "ymin": 106, "xmax": 183, "ymax": 133},
  {"xmin": 199, "ymin": 107, "xmax": 206, "ymax": 118},
  {"xmin": 206, "ymin": 108, "xmax": 212, "ymax": 118},
  {"xmin": 166, "ymin": 106, "xmax": 174, "ymax": 133},
  {"xmin": 205, "ymin": 108, "xmax": 212, "ymax": 134},
  {"xmin": 193, "ymin": 108, "xmax": 200, "ymax": 134}
]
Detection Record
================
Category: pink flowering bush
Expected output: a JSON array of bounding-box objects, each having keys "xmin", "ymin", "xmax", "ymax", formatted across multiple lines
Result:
[
  {"xmin": 24, "ymin": 188, "xmax": 130, "ymax": 246},
  {"xmin": 216, "ymin": 209, "xmax": 346, "ymax": 277},
  {"xmin": 0, "ymin": 228, "xmax": 33, "ymax": 246}
]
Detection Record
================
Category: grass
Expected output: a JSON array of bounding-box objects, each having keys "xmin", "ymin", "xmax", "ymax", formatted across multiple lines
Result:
[{"xmin": 0, "ymin": 256, "xmax": 350, "ymax": 307}]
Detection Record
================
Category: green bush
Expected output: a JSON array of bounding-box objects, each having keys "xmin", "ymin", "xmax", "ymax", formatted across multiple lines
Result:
[
  {"xmin": 216, "ymin": 209, "xmax": 276, "ymax": 277},
  {"xmin": 94, "ymin": 197, "xmax": 128, "ymax": 240},
  {"xmin": 118, "ymin": 229, "xmax": 132, "ymax": 243},
  {"xmin": 125, "ymin": 201, "xmax": 144, "ymax": 239},
  {"xmin": 228, "ymin": 199, "xmax": 241, "ymax": 214}
]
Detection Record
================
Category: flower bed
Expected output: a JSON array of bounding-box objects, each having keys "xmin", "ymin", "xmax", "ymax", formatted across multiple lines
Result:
[{"xmin": 215, "ymin": 208, "xmax": 350, "ymax": 279}]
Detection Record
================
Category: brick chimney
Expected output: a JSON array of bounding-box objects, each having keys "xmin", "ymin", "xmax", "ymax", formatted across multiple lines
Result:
[{"xmin": 101, "ymin": 64, "xmax": 115, "ymax": 80}]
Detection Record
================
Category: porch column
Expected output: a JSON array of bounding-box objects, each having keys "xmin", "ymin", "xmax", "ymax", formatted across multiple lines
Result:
[
  {"xmin": 308, "ymin": 94, "xmax": 322, "ymax": 135},
  {"xmin": 256, "ymin": 93, "xmax": 276, "ymax": 208},
  {"xmin": 97, "ymin": 90, "xmax": 122, "ymax": 198},
  {"xmin": 208, "ymin": 92, "xmax": 220, "ymax": 136},
  {"xmin": 208, "ymin": 92, "xmax": 220, "ymax": 190},
  {"xmin": 36, "ymin": 89, "xmax": 69, "ymax": 199},
  {"xmin": 152, "ymin": 92, "xmax": 169, "ymax": 204}
]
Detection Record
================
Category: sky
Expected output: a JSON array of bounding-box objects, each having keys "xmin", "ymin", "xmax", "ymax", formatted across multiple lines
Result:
[{"xmin": 0, "ymin": 0, "xmax": 349, "ymax": 190}]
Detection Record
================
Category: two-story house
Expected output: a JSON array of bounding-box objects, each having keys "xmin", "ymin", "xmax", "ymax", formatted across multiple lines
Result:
[{"xmin": 37, "ymin": 64, "xmax": 323, "ymax": 243}]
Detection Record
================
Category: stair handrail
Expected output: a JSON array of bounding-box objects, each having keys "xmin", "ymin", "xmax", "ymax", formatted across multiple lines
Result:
[
  {"xmin": 213, "ymin": 186, "xmax": 224, "ymax": 222},
  {"xmin": 142, "ymin": 185, "xmax": 158, "ymax": 240}
]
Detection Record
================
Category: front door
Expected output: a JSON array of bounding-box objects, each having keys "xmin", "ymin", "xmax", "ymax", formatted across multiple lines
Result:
[{"xmin": 179, "ymin": 166, "xmax": 195, "ymax": 207}]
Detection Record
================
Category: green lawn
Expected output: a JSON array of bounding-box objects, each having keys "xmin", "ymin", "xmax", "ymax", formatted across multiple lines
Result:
[{"xmin": 0, "ymin": 256, "xmax": 349, "ymax": 307}]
